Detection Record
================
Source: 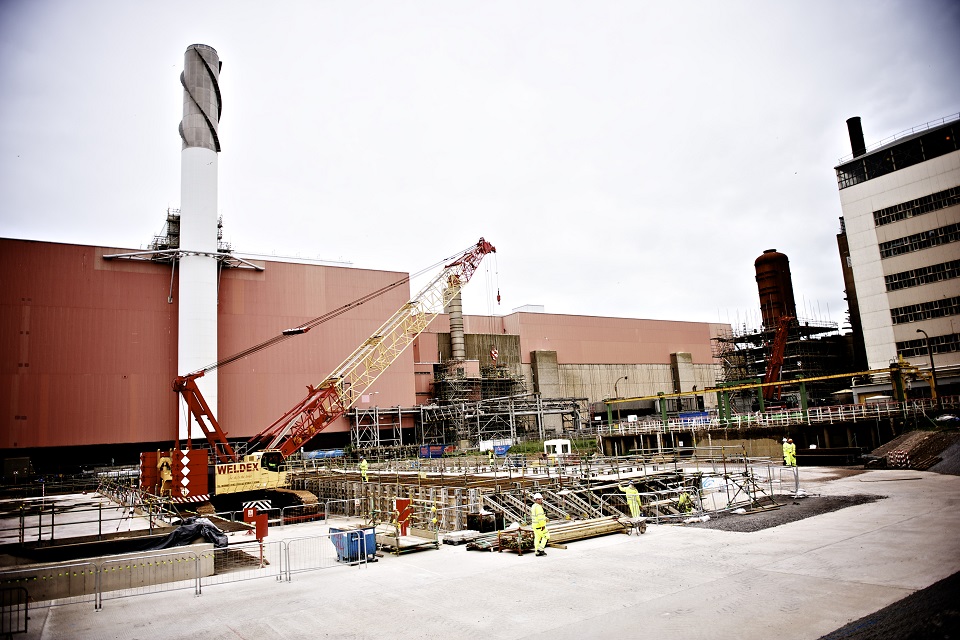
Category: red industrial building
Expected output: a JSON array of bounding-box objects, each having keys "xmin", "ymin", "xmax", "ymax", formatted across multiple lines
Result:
[{"xmin": 1, "ymin": 237, "xmax": 726, "ymax": 472}]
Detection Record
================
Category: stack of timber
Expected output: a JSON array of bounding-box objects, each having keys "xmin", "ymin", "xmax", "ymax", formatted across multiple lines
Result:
[{"xmin": 465, "ymin": 516, "xmax": 632, "ymax": 553}]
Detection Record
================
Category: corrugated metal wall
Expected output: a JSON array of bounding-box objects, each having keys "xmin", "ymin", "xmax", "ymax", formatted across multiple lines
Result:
[
  {"xmin": 1, "ymin": 239, "xmax": 413, "ymax": 449},
  {"xmin": 2, "ymin": 239, "xmax": 728, "ymax": 453}
]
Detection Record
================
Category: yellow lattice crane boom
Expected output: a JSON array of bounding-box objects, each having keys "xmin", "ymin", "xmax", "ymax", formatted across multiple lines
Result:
[{"xmin": 250, "ymin": 238, "xmax": 496, "ymax": 457}]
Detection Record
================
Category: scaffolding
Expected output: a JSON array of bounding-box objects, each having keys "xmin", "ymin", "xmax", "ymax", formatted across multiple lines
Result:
[
  {"xmin": 713, "ymin": 316, "xmax": 849, "ymax": 411},
  {"xmin": 348, "ymin": 391, "xmax": 588, "ymax": 451}
]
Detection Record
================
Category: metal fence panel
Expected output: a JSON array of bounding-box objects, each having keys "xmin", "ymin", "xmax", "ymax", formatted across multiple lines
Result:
[
  {"xmin": 0, "ymin": 561, "xmax": 98, "ymax": 610},
  {"xmin": 199, "ymin": 540, "xmax": 283, "ymax": 591},
  {"xmin": 0, "ymin": 586, "xmax": 29, "ymax": 636},
  {"xmin": 98, "ymin": 549, "xmax": 201, "ymax": 606},
  {"xmin": 283, "ymin": 534, "xmax": 343, "ymax": 578},
  {"xmin": 280, "ymin": 504, "xmax": 324, "ymax": 527}
]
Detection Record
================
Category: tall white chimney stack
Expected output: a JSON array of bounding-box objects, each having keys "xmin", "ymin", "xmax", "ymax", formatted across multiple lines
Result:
[{"xmin": 178, "ymin": 44, "xmax": 221, "ymax": 441}]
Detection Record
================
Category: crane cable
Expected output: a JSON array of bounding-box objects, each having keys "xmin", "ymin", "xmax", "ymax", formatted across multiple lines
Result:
[{"xmin": 186, "ymin": 242, "xmax": 477, "ymax": 377}]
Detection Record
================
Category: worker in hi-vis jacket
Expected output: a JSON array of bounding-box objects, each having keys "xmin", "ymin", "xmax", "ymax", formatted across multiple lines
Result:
[
  {"xmin": 359, "ymin": 456, "xmax": 369, "ymax": 482},
  {"xmin": 531, "ymin": 493, "xmax": 550, "ymax": 556},
  {"xmin": 618, "ymin": 481, "xmax": 642, "ymax": 519},
  {"xmin": 784, "ymin": 439, "xmax": 797, "ymax": 467}
]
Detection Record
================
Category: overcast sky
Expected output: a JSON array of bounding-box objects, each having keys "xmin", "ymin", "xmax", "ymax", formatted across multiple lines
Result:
[{"xmin": 2, "ymin": 1, "xmax": 958, "ymax": 328}]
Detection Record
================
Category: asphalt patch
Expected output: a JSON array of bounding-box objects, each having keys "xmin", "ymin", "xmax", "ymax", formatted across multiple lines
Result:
[{"xmin": 819, "ymin": 571, "xmax": 960, "ymax": 639}]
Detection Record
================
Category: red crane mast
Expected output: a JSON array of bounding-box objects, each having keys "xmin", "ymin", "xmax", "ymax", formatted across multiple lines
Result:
[{"xmin": 762, "ymin": 315, "xmax": 794, "ymax": 401}]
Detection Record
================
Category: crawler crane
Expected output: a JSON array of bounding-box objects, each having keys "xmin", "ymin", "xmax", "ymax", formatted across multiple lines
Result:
[{"xmin": 141, "ymin": 238, "xmax": 496, "ymax": 511}]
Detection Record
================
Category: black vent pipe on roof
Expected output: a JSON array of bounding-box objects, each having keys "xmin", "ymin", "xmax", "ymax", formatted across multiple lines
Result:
[{"xmin": 846, "ymin": 116, "xmax": 866, "ymax": 158}]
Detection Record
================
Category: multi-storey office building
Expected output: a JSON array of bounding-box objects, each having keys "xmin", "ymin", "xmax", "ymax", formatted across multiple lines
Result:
[{"xmin": 835, "ymin": 114, "xmax": 959, "ymax": 397}]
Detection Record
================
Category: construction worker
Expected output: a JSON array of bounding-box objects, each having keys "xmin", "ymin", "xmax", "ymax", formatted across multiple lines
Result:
[
  {"xmin": 359, "ymin": 455, "xmax": 369, "ymax": 482},
  {"xmin": 157, "ymin": 452, "xmax": 173, "ymax": 497},
  {"xmin": 618, "ymin": 481, "xmax": 642, "ymax": 519},
  {"xmin": 487, "ymin": 448, "xmax": 495, "ymax": 467},
  {"xmin": 677, "ymin": 492, "xmax": 693, "ymax": 513},
  {"xmin": 530, "ymin": 493, "xmax": 550, "ymax": 556},
  {"xmin": 784, "ymin": 439, "xmax": 797, "ymax": 467}
]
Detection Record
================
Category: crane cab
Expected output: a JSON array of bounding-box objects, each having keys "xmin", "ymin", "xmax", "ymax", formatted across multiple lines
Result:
[{"xmin": 214, "ymin": 450, "xmax": 288, "ymax": 495}]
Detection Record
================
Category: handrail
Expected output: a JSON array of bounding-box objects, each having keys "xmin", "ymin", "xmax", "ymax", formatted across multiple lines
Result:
[
  {"xmin": 596, "ymin": 395, "xmax": 959, "ymax": 435},
  {"xmin": 836, "ymin": 112, "xmax": 960, "ymax": 163}
]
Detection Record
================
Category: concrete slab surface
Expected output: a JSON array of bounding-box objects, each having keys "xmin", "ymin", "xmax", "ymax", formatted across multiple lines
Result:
[{"xmin": 11, "ymin": 466, "xmax": 960, "ymax": 639}]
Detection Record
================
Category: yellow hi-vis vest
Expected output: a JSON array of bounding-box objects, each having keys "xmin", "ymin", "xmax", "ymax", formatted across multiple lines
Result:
[{"xmin": 531, "ymin": 502, "xmax": 547, "ymax": 528}]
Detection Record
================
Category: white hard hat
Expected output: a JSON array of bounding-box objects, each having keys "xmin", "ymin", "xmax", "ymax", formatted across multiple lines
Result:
[{"xmin": 533, "ymin": 493, "xmax": 543, "ymax": 500}]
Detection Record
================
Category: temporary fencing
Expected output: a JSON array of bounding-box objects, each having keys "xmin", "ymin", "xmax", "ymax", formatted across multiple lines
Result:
[
  {"xmin": 280, "ymin": 503, "xmax": 324, "ymax": 526},
  {"xmin": 0, "ymin": 561, "xmax": 99, "ymax": 610},
  {"xmin": 199, "ymin": 540, "xmax": 284, "ymax": 590},
  {"xmin": 0, "ymin": 586, "xmax": 28, "ymax": 636},
  {"xmin": 323, "ymin": 498, "xmax": 364, "ymax": 520},
  {"xmin": 210, "ymin": 505, "xmax": 322, "ymax": 528},
  {"xmin": 284, "ymin": 529, "xmax": 375, "ymax": 579},
  {"xmin": 98, "ymin": 548, "xmax": 201, "ymax": 606},
  {"xmin": 0, "ymin": 531, "xmax": 372, "ymax": 612}
]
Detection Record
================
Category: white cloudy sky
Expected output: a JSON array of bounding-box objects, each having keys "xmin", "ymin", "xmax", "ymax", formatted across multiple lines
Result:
[{"xmin": 2, "ymin": 1, "xmax": 958, "ymax": 327}]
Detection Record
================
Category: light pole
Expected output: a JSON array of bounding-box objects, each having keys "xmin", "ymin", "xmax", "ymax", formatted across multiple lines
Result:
[
  {"xmin": 614, "ymin": 375, "xmax": 628, "ymax": 424},
  {"xmin": 916, "ymin": 329, "xmax": 941, "ymax": 410}
]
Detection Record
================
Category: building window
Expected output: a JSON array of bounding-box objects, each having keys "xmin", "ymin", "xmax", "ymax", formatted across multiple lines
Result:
[
  {"xmin": 885, "ymin": 260, "xmax": 960, "ymax": 291},
  {"xmin": 836, "ymin": 123, "xmax": 958, "ymax": 190},
  {"xmin": 890, "ymin": 297, "xmax": 960, "ymax": 325},
  {"xmin": 874, "ymin": 187, "xmax": 960, "ymax": 227},
  {"xmin": 837, "ymin": 161, "xmax": 867, "ymax": 189},
  {"xmin": 896, "ymin": 332, "xmax": 960, "ymax": 359},
  {"xmin": 879, "ymin": 223, "xmax": 960, "ymax": 259}
]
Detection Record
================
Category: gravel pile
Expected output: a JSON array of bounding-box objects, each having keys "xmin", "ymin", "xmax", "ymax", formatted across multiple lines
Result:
[
  {"xmin": 684, "ymin": 494, "xmax": 882, "ymax": 533},
  {"xmin": 928, "ymin": 439, "xmax": 960, "ymax": 476}
]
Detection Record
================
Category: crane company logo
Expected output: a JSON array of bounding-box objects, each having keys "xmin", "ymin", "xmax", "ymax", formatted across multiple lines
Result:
[{"xmin": 217, "ymin": 462, "xmax": 259, "ymax": 475}]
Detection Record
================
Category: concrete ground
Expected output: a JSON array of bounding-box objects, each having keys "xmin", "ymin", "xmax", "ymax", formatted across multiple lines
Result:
[{"xmin": 13, "ymin": 466, "xmax": 960, "ymax": 639}]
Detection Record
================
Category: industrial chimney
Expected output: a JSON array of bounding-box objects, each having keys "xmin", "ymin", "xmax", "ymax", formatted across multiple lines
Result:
[
  {"xmin": 755, "ymin": 249, "xmax": 797, "ymax": 330},
  {"xmin": 846, "ymin": 116, "xmax": 866, "ymax": 158},
  {"xmin": 178, "ymin": 44, "xmax": 222, "ymax": 441}
]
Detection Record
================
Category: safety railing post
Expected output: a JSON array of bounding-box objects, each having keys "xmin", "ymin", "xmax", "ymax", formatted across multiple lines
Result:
[
  {"xmin": 95, "ymin": 559, "xmax": 102, "ymax": 610},
  {"xmin": 195, "ymin": 551, "xmax": 202, "ymax": 596}
]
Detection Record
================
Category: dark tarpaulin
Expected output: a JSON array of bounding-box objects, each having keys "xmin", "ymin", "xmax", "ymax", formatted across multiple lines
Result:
[{"xmin": 148, "ymin": 517, "xmax": 228, "ymax": 550}]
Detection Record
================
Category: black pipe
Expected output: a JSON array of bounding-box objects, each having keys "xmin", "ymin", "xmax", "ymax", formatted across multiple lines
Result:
[{"xmin": 846, "ymin": 116, "xmax": 866, "ymax": 157}]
